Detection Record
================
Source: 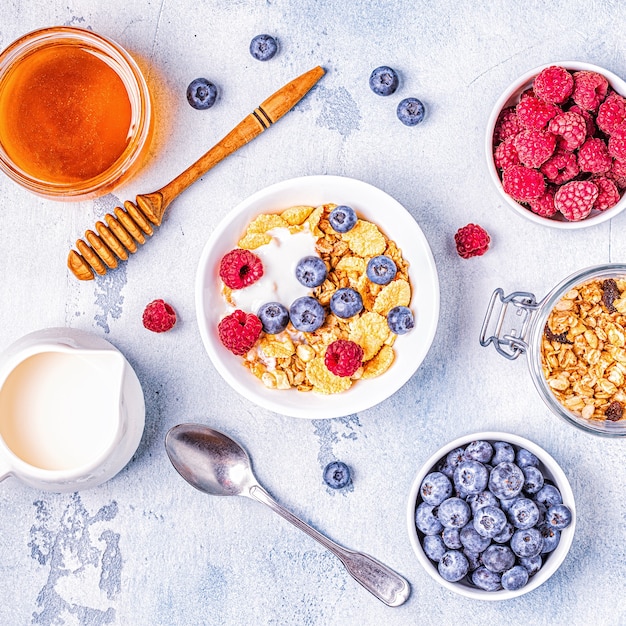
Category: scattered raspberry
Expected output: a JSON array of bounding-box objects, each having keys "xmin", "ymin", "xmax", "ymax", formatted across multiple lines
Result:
[
  {"xmin": 513, "ymin": 129, "xmax": 556, "ymax": 168},
  {"xmin": 540, "ymin": 149, "xmax": 579, "ymax": 184},
  {"xmin": 533, "ymin": 65, "xmax": 574, "ymax": 104},
  {"xmin": 142, "ymin": 299, "xmax": 177, "ymax": 333},
  {"xmin": 608, "ymin": 123, "xmax": 626, "ymax": 160},
  {"xmin": 454, "ymin": 223, "xmax": 491, "ymax": 259},
  {"xmin": 516, "ymin": 96, "xmax": 561, "ymax": 130},
  {"xmin": 568, "ymin": 104, "xmax": 596, "ymax": 137},
  {"xmin": 597, "ymin": 92, "xmax": 626, "ymax": 134},
  {"xmin": 548, "ymin": 111, "xmax": 587, "ymax": 151},
  {"xmin": 219, "ymin": 249, "xmax": 264, "ymax": 290},
  {"xmin": 554, "ymin": 180, "xmax": 599, "ymax": 221},
  {"xmin": 493, "ymin": 106, "xmax": 521, "ymax": 143},
  {"xmin": 324, "ymin": 340, "xmax": 364, "ymax": 377},
  {"xmin": 592, "ymin": 176, "xmax": 620, "ymax": 211},
  {"xmin": 493, "ymin": 137, "xmax": 520, "ymax": 170},
  {"xmin": 217, "ymin": 309, "xmax": 262, "ymax": 356},
  {"xmin": 529, "ymin": 186, "xmax": 558, "ymax": 217},
  {"xmin": 577, "ymin": 138, "xmax": 612, "ymax": 174},
  {"xmin": 572, "ymin": 70, "xmax": 608, "ymax": 111},
  {"xmin": 502, "ymin": 164, "xmax": 546, "ymax": 202}
]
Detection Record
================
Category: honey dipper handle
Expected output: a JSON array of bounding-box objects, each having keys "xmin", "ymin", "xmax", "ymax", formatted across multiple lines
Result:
[{"xmin": 68, "ymin": 66, "xmax": 325, "ymax": 280}]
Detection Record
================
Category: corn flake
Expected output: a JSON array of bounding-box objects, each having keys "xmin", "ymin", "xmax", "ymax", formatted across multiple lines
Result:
[
  {"xmin": 246, "ymin": 213, "xmax": 287, "ymax": 234},
  {"xmin": 341, "ymin": 220, "xmax": 386, "ymax": 257},
  {"xmin": 362, "ymin": 345, "xmax": 395, "ymax": 379},
  {"xmin": 373, "ymin": 279, "xmax": 411, "ymax": 316},
  {"xmin": 348, "ymin": 311, "xmax": 390, "ymax": 360},
  {"xmin": 280, "ymin": 205, "xmax": 315, "ymax": 225},
  {"xmin": 238, "ymin": 232, "xmax": 272, "ymax": 249},
  {"xmin": 305, "ymin": 357, "xmax": 353, "ymax": 394},
  {"xmin": 259, "ymin": 335, "xmax": 295, "ymax": 359}
]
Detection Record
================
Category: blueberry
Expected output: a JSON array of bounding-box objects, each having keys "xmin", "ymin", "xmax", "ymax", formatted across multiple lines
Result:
[
  {"xmin": 437, "ymin": 497, "xmax": 471, "ymax": 529},
  {"xmin": 415, "ymin": 502, "xmax": 443, "ymax": 535},
  {"xmin": 330, "ymin": 288, "xmax": 363, "ymax": 318},
  {"xmin": 499, "ymin": 496, "xmax": 521, "ymax": 515},
  {"xmin": 289, "ymin": 296, "xmax": 326, "ymax": 332},
  {"xmin": 295, "ymin": 256, "xmax": 327, "ymax": 288},
  {"xmin": 328, "ymin": 205, "xmax": 357, "ymax": 233},
  {"xmin": 369, "ymin": 66, "xmax": 399, "ymax": 96},
  {"xmin": 481, "ymin": 544, "xmax": 516, "ymax": 573},
  {"xmin": 186, "ymin": 78, "xmax": 218, "ymax": 110},
  {"xmin": 366, "ymin": 255, "xmax": 397, "ymax": 285},
  {"xmin": 386, "ymin": 306, "xmax": 415, "ymax": 335},
  {"xmin": 545, "ymin": 504, "xmax": 572, "ymax": 530},
  {"xmin": 454, "ymin": 460, "xmax": 489, "ymax": 495},
  {"xmin": 516, "ymin": 448, "xmax": 539, "ymax": 468},
  {"xmin": 464, "ymin": 440, "xmax": 494, "ymax": 463},
  {"xmin": 249, "ymin": 34, "xmax": 278, "ymax": 61},
  {"xmin": 463, "ymin": 549, "xmax": 481, "ymax": 571},
  {"xmin": 488, "ymin": 462, "xmax": 525, "ymax": 499},
  {"xmin": 420, "ymin": 471, "xmax": 453, "ymax": 506},
  {"xmin": 510, "ymin": 528, "xmax": 544, "ymax": 558},
  {"xmin": 323, "ymin": 461, "xmax": 351, "ymax": 489},
  {"xmin": 467, "ymin": 491, "xmax": 499, "ymax": 516},
  {"xmin": 522, "ymin": 466, "xmax": 545, "ymax": 495},
  {"xmin": 438, "ymin": 550, "xmax": 469, "ymax": 583},
  {"xmin": 442, "ymin": 527, "xmax": 462, "ymax": 550},
  {"xmin": 473, "ymin": 505, "xmax": 507, "ymax": 538},
  {"xmin": 508, "ymin": 498, "xmax": 540, "ymax": 530},
  {"xmin": 501, "ymin": 565, "xmax": 529, "ymax": 591},
  {"xmin": 472, "ymin": 566, "xmax": 502, "ymax": 591},
  {"xmin": 536, "ymin": 484, "xmax": 563, "ymax": 508},
  {"xmin": 442, "ymin": 448, "xmax": 466, "ymax": 477},
  {"xmin": 396, "ymin": 97, "xmax": 425, "ymax": 126},
  {"xmin": 492, "ymin": 521, "xmax": 515, "ymax": 544},
  {"xmin": 492, "ymin": 441, "xmax": 515, "ymax": 465},
  {"xmin": 539, "ymin": 524, "xmax": 561, "ymax": 553},
  {"xmin": 520, "ymin": 554, "xmax": 543, "ymax": 576},
  {"xmin": 257, "ymin": 302, "xmax": 289, "ymax": 334},
  {"xmin": 423, "ymin": 534, "xmax": 446, "ymax": 562},
  {"xmin": 460, "ymin": 523, "xmax": 491, "ymax": 553}
]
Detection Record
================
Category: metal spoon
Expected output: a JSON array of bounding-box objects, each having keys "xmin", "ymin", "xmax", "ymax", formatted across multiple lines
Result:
[{"xmin": 164, "ymin": 423, "xmax": 411, "ymax": 607}]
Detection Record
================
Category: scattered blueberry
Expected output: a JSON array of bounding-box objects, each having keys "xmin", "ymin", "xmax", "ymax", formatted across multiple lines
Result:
[
  {"xmin": 520, "ymin": 554, "xmax": 543, "ymax": 576},
  {"xmin": 289, "ymin": 296, "xmax": 326, "ymax": 332},
  {"xmin": 459, "ymin": 523, "xmax": 491, "ymax": 553},
  {"xmin": 472, "ymin": 566, "xmax": 502, "ymax": 591},
  {"xmin": 249, "ymin": 34, "xmax": 278, "ymax": 61},
  {"xmin": 442, "ymin": 527, "xmax": 462, "ymax": 550},
  {"xmin": 420, "ymin": 471, "xmax": 453, "ymax": 506},
  {"xmin": 438, "ymin": 550, "xmax": 469, "ymax": 582},
  {"xmin": 186, "ymin": 78, "xmax": 218, "ymax": 110},
  {"xmin": 386, "ymin": 306, "xmax": 415, "ymax": 335},
  {"xmin": 481, "ymin": 544, "xmax": 516, "ymax": 573},
  {"xmin": 536, "ymin": 484, "xmax": 563, "ymax": 508},
  {"xmin": 510, "ymin": 528, "xmax": 544, "ymax": 558},
  {"xmin": 501, "ymin": 565, "xmax": 529, "ymax": 591},
  {"xmin": 295, "ymin": 256, "xmax": 327, "ymax": 288},
  {"xmin": 328, "ymin": 205, "xmax": 357, "ymax": 233},
  {"xmin": 454, "ymin": 460, "xmax": 489, "ymax": 495},
  {"xmin": 323, "ymin": 461, "xmax": 351, "ymax": 489},
  {"xmin": 396, "ymin": 97, "xmax": 425, "ymax": 126},
  {"xmin": 330, "ymin": 288, "xmax": 363, "ymax": 318},
  {"xmin": 488, "ymin": 462, "xmax": 525, "ymax": 499},
  {"xmin": 415, "ymin": 502, "xmax": 444, "ymax": 535},
  {"xmin": 257, "ymin": 302, "xmax": 289, "ymax": 334},
  {"xmin": 464, "ymin": 440, "xmax": 494, "ymax": 463},
  {"xmin": 545, "ymin": 504, "xmax": 572, "ymax": 530},
  {"xmin": 508, "ymin": 498, "xmax": 540, "ymax": 530},
  {"xmin": 366, "ymin": 255, "xmax": 397, "ymax": 285},
  {"xmin": 492, "ymin": 441, "xmax": 515, "ymax": 465},
  {"xmin": 369, "ymin": 66, "xmax": 399, "ymax": 96},
  {"xmin": 516, "ymin": 448, "xmax": 539, "ymax": 468},
  {"xmin": 423, "ymin": 535, "xmax": 446, "ymax": 562},
  {"xmin": 539, "ymin": 524, "xmax": 560, "ymax": 553},
  {"xmin": 437, "ymin": 497, "xmax": 471, "ymax": 529},
  {"xmin": 467, "ymin": 490, "xmax": 499, "ymax": 515},
  {"xmin": 522, "ymin": 466, "xmax": 545, "ymax": 495},
  {"xmin": 473, "ymin": 505, "xmax": 507, "ymax": 538}
]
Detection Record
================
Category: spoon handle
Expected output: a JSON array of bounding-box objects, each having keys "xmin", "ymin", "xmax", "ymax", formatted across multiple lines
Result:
[{"xmin": 248, "ymin": 484, "xmax": 410, "ymax": 607}]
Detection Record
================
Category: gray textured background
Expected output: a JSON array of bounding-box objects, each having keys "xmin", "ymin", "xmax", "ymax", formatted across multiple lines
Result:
[{"xmin": 1, "ymin": 1, "xmax": 625, "ymax": 625}]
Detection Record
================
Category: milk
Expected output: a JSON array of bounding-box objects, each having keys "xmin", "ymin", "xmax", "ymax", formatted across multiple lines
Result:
[{"xmin": 0, "ymin": 351, "xmax": 121, "ymax": 471}]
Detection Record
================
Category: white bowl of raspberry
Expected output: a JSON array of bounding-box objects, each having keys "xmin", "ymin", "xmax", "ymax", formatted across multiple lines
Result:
[
  {"xmin": 195, "ymin": 175, "xmax": 440, "ymax": 419},
  {"xmin": 486, "ymin": 61, "xmax": 626, "ymax": 228},
  {"xmin": 407, "ymin": 432, "xmax": 576, "ymax": 600}
]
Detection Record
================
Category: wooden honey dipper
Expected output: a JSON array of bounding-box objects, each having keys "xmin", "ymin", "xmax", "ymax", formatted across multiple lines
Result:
[{"xmin": 68, "ymin": 66, "xmax": 325, "ymax": 280}]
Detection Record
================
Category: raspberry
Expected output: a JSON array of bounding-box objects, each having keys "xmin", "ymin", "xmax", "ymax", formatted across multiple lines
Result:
[
  {"xmin": 502, "ymin": 164, "xmax": 546, "ymax": 202},
  {"xmin": 513, "ymin": 129, "xmax": 556, "ymax": 168},
  {"xmin": 608, "ymin": 123, "xmax": 626, "ymax": 160},
  {"xmin": 533, "ymin": 66, "xmax": 574, "ymax": 104},
  {"xmin": 142, "ymin": 299, "xmax": 177, "ymax": 333},
  {"xmin": 577, "ymin": 137, "xmax": 612, "ymax": 174},
  {"xmin": 516, "ymin": 96, "xmax": 561, "ymax": 130},
  {"xmin": 493, "ymin": 137, "xmax": 520, "ymax": 170},
  {"xmin": 592, "ymin": 176, "xmax": 620, "ymax": 211},
  {"xmin": 219, "ymin": 249, "xmax": 263, "ymax": 289},
  {"xmin": 568, "ymin": 104, "xmax": 596, "ymax": 137},
  {"xmin": 217, "ymin": 310, "xmax": 262, "ymax": 356},
  {"xmin": 529, "ymin": 186, "xmax": 557, "ymax": 218},
  {"xmin": 324, "ymin": 339, "xmax": 364, "ymax": 377},
  {"xmin": 547, "ymin": 111, "xmax": 587, "ymax": 151},
  {"xmin": 572, "ymin": 70, "xmax": 608, "ymax": 111},
  {"xmin": 493, "ymin": 106, "xmax": 521, "ymax": 143},
  {"xmin": 454, "ymin": 223, "xmax": 490, "ymax": 259},
  {"xmin": 597, "ymin": 92, "xmax": 626, "ymax": 134},
  {"xmin": 608, "ymin": 157, "xmax": 626, "ymax": 188},
  {"xmin": 554, "ymin": 180, "xmax": 599, "ymax": 221},
  {"xmin": 540, "ymin": 149, "xmax": 579, "ymax": 184}
]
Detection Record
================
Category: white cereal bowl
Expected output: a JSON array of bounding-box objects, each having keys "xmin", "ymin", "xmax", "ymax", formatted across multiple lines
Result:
[
  {"xmin": 486, "ymin": 61, "xmax": 626, "ymax": 229},
  {"xmin": 195, "ymin": 175, "xmax": 439, "ymax": 419},
  {"xmin": 406, "ymin": 432, "xmax": 576, "ymax": 601}
]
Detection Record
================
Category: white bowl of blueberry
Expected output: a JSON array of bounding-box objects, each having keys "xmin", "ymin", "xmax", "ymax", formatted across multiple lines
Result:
[{"xmin": 406, "ymin": 432, "xmax": 575, "ymax": 600}]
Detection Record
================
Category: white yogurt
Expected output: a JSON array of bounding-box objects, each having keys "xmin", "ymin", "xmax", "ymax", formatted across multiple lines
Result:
[{"xmin": 229, "ymin": 226, "xmax": 319, "ymax": 314}]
